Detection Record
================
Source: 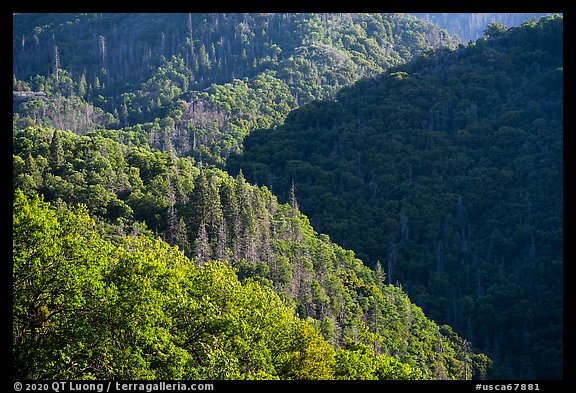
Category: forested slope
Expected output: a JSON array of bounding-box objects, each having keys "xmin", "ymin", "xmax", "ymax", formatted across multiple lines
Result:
[
  {"xmin": 13, "ymin": 12, "xmax": 562, "ymax": 381},
  {"xmin": 13, "ymin": 127, "xmax": 490, "ymax": 379},
  {"xmin": 228, "ymin": 15, "xmax": 563, "ymax": 379},
  {"xmin": 13, "ymin": 13, "xmax": 455, "ymax": 164},
  {"xmin": 14, "ymin": 13, "xmax": 484, "ymax": 380}
]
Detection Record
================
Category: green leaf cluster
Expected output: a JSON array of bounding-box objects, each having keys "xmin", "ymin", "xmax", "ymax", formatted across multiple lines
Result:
[
  {"xmin": 12, "ymin": 12, "xmax": 505, "ymax": 380},
  {"xmin": 13, "ymin": 189, "xmax": 333, "ymax": 379}
]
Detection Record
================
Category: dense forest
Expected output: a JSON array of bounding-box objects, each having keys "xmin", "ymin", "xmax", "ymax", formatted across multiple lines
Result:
[
  {"xmin": 13, "ymin": 13, "xmax": 455, "ymax": 164},
  {"xmin": 13, "ymin": 127, "xmax": 491, "ymax": 379},
  {"xmin": 229, "ymin": 15, "xmax": 563, "ymax": 379},
  {"xmin": 12, "ymin": 12, "xmax": 562, "ymax": 381}
]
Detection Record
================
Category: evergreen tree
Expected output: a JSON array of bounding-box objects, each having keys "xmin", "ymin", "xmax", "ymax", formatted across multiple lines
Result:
[
  {"xmin": 193, "ymin": 219, "xmax": 211, "ymax": 265},
  {"xmin": 49, "ymin": 129, "xmax": 65, "ymax": 173}
]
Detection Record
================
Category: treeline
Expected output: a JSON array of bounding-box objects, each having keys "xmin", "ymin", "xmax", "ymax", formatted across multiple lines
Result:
[
  {"xmin": 227, "ymin": 15, "xmax": 563, "ymax": 379},
  {"xmin": 13, "ymin": 126, "xmax": 490, "ymax": 380}
]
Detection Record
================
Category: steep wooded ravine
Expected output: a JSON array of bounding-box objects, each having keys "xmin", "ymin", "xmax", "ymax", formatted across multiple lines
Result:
[{"xmin": 12, "ymin": 12, "xmax": 562, "ymax": 381}]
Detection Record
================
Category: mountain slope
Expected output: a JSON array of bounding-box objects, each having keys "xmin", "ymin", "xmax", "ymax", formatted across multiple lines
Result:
[
  {"xmin": 13, "ymin": 13, "xmax": 456, "ymax": 164},
  {"xmin": 12, "ymin": 127, "xmax": 490, "ymax": 379},
  {"xmin": 228, "ymin": 15, "xmax": 563, "ymax": 379}
]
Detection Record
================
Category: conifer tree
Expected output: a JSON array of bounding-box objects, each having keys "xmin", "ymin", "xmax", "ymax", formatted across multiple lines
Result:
[
  {"xmin": 206, "ymin": 177, "xmax": 224, "ymax": 239},
  {"xmin": 190, "ymin": 169, "xmax": 209, "ymax": 233},
  {"xmin": 49, "ymin": 130, "xmax": 65, "ymax": 173},
  {"xmin": 78, "ymin": 73, "xmax": 87, "ymax": 98},
  {"xmin": 194, "ymin": 219, "xmax": 211, "ymax": 265}
]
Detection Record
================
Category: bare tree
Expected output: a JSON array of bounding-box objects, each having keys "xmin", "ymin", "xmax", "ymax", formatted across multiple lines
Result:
[
  {"xmin": 53, "ymin": 46, "xmax": 60, "ymax": 81},
  {"xmin": 98, "ymin": 36, "xmax": 106, "ymax": 64}
]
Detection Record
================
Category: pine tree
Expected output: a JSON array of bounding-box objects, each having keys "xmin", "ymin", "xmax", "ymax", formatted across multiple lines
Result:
[
  {"xmin": 166, "ymin": 204, "xmax": 178, "ymax": 245},
  {"xmin": 462, "ymin": 339, "xmax": 472, "ymax": 380},
  {"xmin": 214, "ymin": 217, "xmax": 229, "ymax": 261},
  {"xmin": 175, "ymin": 217, "xmax": 190, "ymax": 255},
  {"xmin": 199, "ymin": 44, "xmax": 211, "ymax": 71},
  {"xmin": 239, "ymin": 196, "xmax": 258, "ymax": 262},
  {"xmin": 289, "ymin": 178, "xmax": 299, "ymax": 214},
  {"xmin": 25, "ymin": 153, "xmax": 42, "ymax": 188},
  {"xmin": 288, "ymin": 179, "xmax": 302, "ymax": 242},
  {"xmin": 373, "ymin": 261, "xmax": 386, "ymax": 290},
  {"xmin": 78, "ymin": 73, "xmax": 87, "ymax": 98},
  {"xmin": 49, "ymin": 130, "xmax": 65, "ymax": 173},
  {"xmin": 194, "ymin": 220, "xmax": 211, "ymax": 265},
  {"xmin": 206, "ymin": 178, "xmax": 224, "ymax": 239},
  {"xmin": 436, "ymin": 330, "xmax": 449, "ymax": 380},
  {"xmin": 220, "ymin": 177, "xmax": 241, "ymax": 261}
]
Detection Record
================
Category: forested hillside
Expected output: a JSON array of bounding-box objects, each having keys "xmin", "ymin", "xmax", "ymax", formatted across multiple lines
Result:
[
  {"xmin": 13, "ymin": 126, "xmax": 490, "ymax": 379},
  {"xmin": 12, "ymin": 12, "xmax": 562, "ymax": 381},
  {"xmin": 13, "ymin": 13, "xmax": 455, "ymax": 164},
  {"xmin": 13, "ymin": 13, "xmax": 476, "ymax": 381},
  {"xmin": 229, "ymin": 15, "xmax": 563, "ymax": 379}
]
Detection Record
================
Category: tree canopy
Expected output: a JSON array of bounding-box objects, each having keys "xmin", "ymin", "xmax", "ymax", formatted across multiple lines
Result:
[
  {"xmin": 13, "ymin": 126, "xmax": 490, "ymax": 379},
  {"xmin": 12, "ymin": 12, "xmax": 562, "ymax": 381},
  {"xmin": 228, "ymin": 15, "xmax": 563, "ymax": 379}
]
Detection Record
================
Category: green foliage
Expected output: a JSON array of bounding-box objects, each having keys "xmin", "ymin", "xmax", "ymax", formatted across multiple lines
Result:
[
  {"xmin": 275, "ymin": 319, "xmax": 336, "ymax": 379},
  {"xmin": 13, "ymin": 124, "xmax": 489, "ymax": 379},
  {"xmin": 12, "ymin": 12, "xmax": 508, "ymax": 380},
  {"xmin": 13, "ymin": 69, "xmax": 118, "ymax": 133},
  {"xmin": 334, "ymin": 342, "xmax": 423, "ymax": 380},
  {"xmin": 483, "ymin": 22, "xmax": 508, "ymax": 38},
  {"xmin": 14, "ymin": 13, "xmax": 456, "ymax": 164},
  {"xmin": 230, "ymin": 15, "xmax": 563, "ymax": 379},
  {"xmin": 12, "ymin": 190, "xmax": 337, "ymax": 379}
]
